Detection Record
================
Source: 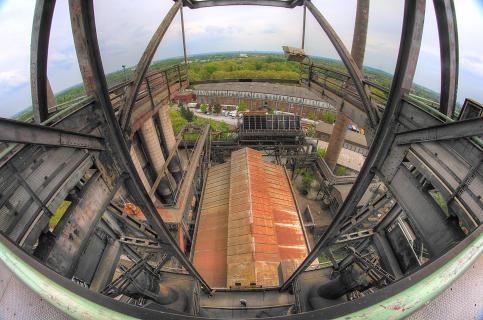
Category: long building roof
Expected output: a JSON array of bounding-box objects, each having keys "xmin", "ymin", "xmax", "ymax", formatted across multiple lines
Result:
[
  {"xmin": 192, "ymin": 148, "xmax": 309, "ymax": 288},
  {"xmin": 194, "ymin": 82, "xmax": 323, "ymax": 101}
]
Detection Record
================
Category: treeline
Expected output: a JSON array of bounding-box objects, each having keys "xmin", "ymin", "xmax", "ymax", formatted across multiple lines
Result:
[{"xmin": 188, "ymin": 55, "xmax": 300, "ymax": 81}]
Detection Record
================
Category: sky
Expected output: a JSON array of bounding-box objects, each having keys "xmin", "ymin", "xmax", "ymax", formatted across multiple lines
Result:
[{"xmin": 0, "ymin": 0, "xmax": 482, "ymax": 118}]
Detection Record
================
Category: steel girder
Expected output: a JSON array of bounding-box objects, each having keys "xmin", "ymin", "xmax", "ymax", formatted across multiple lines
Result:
[
  {"xmin": 30, "ymin": 0, "xmax": 56, "ymax": 124},
  {"xmin": 280, "ymin": 0, "xmax": 426, "ymax": 291},
  {"xmin": 395, "ymin": 117, "xmax": 483, "ymax": 145},
  {"xmin": 0, "ymin": 117, "xmax": 105, "ymax": 150},
  {"xmin": 433, "ymin": 0, "xmax": 459, "ymax": 117},
  {"xmin": 305, "ymin": 0, "xmax": 378, "ymax": 128},
  {"xmin": 69, "ymin": 0, "xmax": 96, "ymax": 95},
  {"xmin": 71, "ymin": 0, "xmax": 212, "ymax": 293},
  {"xmin": 183, "ymin": 0, "xmax": 304, "ymax": 9},
  {"xmin": 120, "ymin": 0, "xmax": 182, "ymax": 131}
]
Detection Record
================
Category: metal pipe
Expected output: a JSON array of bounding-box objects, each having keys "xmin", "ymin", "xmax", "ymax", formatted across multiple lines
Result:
[{"xmin": 280, "ymin": 0, "xmax": 426, "ymax": 291}]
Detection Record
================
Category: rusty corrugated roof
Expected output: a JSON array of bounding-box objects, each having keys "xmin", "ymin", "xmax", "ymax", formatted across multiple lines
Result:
[{"xmin": 193, "ymin": 148, "xmax": 308, "ymax": 288}]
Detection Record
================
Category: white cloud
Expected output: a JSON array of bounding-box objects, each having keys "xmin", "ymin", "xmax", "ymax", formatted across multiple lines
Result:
[
  {"xmin": 0, "ymin": 0, "xmax": 482, "ymax": 117},
  {"xmin": 0, "ymin": 69, "xmax": 28, "ymax": 87}
]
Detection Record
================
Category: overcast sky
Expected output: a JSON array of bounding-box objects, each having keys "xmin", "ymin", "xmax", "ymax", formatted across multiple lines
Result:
[{"xmin": 0, "ymin": 0, "xmax": 482, "ymax": 117}]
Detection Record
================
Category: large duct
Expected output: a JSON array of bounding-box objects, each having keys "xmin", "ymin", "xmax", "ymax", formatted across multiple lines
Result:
[{"xmin": 140, "ymin": 117, "xmax": 176, "ymax": 203}]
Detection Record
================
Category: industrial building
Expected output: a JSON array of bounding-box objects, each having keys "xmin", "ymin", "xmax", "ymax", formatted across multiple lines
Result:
[{"xmin": 0, "ymin": 0, "xmax": 481, "ymax": 319}]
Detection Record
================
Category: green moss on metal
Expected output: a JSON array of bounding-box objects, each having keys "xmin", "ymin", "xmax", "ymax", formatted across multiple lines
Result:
[{"xmin": 0, "ymin": 232, "xmax": 481, "ymax": 319}]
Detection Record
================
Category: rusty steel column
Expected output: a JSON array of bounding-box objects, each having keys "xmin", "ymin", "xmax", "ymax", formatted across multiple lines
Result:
[
  {"xmin": 69, "ymin": 0, "xmax": 96, "ymax": 95},
  {"xmin": 351, "ymin": 0, "xmax": 370, "ymax": 71},
  {"xmin": 30, "ymin": 0, "xmax": 56, "ymax": 124},
  {"xmin": 324, "ymin": 112, "xmax": 350, "ymax": 171},
  {"xmin": 324, "ymin": 0, "xmax": 369, "ymax": 172}
]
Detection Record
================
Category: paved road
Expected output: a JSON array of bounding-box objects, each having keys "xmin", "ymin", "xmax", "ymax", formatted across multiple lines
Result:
[{"xmin": 194, "ymin": 111, "xmax": 238, "ymax": 126}]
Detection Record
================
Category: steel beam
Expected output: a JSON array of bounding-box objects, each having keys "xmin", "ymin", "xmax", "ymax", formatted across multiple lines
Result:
[
  {"xmin": 301, "ymin": 2, "xmax": 306, "ymax": 49},
  {"xmin": 120, "ymin": 1, "xmax": 182, "ymax": 131},
  {"xmin": 69, "ymin": 0, "xmax": 96, "ymax": 95},
  {"xmin": 433, "ymin": 0, "xmax": 458, "ymax": 117},
  {"xmin": 0, "ymin": 117, "xmax": 105, "ymax": 150},
  {"xmin": 30, "ymin": 0, "xmax": 56, "ymax": 124},
  {"xmin": 395, "ymin": 117, "xmax": 482, "ymax": 145},
  {"xmin": 280, "ymin": 0, "xmax": 425, "ymax": 291},
  {"xmin": 389, "ymin": 165, "xmax": 463, "ymax": 256},
  {"xmin": 73, "ymin": 0, "xmax": 212, "ymax": 293},
  {"xmin": 185, "ymin": 0, "xmax": 303, "ymax": 9},
  {"xmin": 180, "ymin": 5, "xmax": 188, "ymax": 65},
  {"xmin": 305, "ymin": 0, "xmax": 378, "ymax": 128}
]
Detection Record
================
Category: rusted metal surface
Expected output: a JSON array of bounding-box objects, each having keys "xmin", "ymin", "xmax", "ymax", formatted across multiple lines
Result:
[
  {"xmin": 351, "ymin": 0, "xmax": 370, "ymax": 71},
  {"xmin": 193, "ymin": 162, "xmax": 230, "ymax": 287},
  {"xmin": 44, "ymin": 172, "xmax": 117, "ymax": 277},
  {"xmin": 69, "ymin": 0, "xmax": 96, "ymax": 95},
  {"xmin": 30, "ymin": 0, "xmax": 56, "ymax": 123},
  {"xmin": 324, "ymin": 111, "xmax": 350, "ymax": 171},
  {"xmin": 281, "ymin": 0, "xmax": 427, "ymax": 291},
  {"xmin": 156, "ymin": 125, "xmax": 209, "ymax": 223},
  {"xmin": 193, "ymin": 148, "xmax": 310, "ymax": 288},
  {"xmin": 0, "ymin": 117, "xmax": 105, "ymax": 151},
  {"xmin": 433, "ymin": 0, "xmax": 458, "ymax": 117}
]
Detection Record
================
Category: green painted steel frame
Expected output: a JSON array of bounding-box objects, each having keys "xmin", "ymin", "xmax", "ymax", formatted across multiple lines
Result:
[{"xmin": 0, "ymin": 232, "xmax": 481, "ymax": 319}]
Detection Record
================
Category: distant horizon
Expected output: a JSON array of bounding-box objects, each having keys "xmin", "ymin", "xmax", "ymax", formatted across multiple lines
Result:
[{"xmin": 12, "ymin": 50, "xmax": 442, "ymax": 118}]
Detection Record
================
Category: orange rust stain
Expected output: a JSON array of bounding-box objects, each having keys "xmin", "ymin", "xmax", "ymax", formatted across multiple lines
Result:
[
  {"xmin": 123, "ymin": 203, "xmax": 145, "ymax": 220},
  {"xmin": 193, "ymin": 148, "xmax": 309, "ymax": 288}
]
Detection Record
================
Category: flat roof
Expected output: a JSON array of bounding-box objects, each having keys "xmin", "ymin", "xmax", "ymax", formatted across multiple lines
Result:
[
  {"xmin": 194, "ymin": 82, "xmax": 323, "ymax": 101},
  {"xmin": 192, "ymin": 148, "xmax": 309, "ymax": 288}
]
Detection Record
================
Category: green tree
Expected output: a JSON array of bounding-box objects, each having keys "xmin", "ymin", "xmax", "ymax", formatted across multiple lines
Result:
[
  {"xmin": 306, "ymin": 126, "xmax": 316, "ymax": 138},
  {"xmin": 317, "ymin": 147, "xmax": 326, "ymax": 157},
  {"xmin": 335, "ymin": 166, "xmax": 347, "ymax": 176},
  {"xmin": 238, "ymin": 100, "xmax": 248, "ymax": 112},
  {"xmin": 179, "ymin": 104, "xmax": 194, "ymax": 122},
  {"xmin": 300, "ymin": 170, "xmax": 314, "ymax": 195},
  {"xmin": 213, "ymin": 103, "xmax": 222, "ymax": 114},
  {"xmin": 307, "ymin": 112, "xmax": 316, "ymax": 120},
  {"xmin": 200, "ymin": 104, "xmax": 208, "ymax": 113},
  {"xmin": 322, "ymin": 111, "xmax": 336, "ymax": 124}
]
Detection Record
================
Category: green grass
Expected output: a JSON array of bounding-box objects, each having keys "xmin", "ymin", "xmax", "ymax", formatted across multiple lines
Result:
[
  {"xmin": 335, "ymin": 166, "xmax": 347, "ymax": 176},
  {"xmin": 317, "ymin": 147, "xmax": 327, "ymax": 157},
  {"xmin": 169, "ymin": 107, "xmax": 231, "ymax": 140},
  {"xmin": 169, "ymin": 107, "xmax": 189, "ymax": 134}
]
